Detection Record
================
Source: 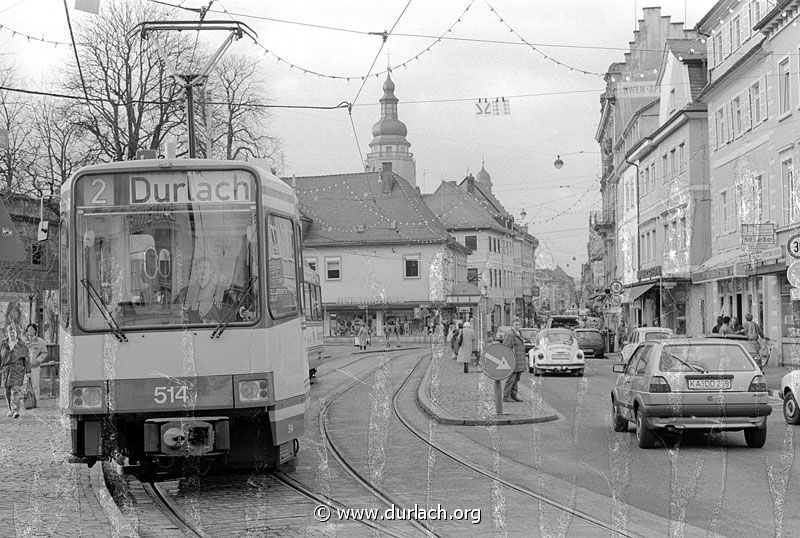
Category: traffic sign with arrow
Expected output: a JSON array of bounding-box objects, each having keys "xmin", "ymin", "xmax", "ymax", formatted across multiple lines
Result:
[{"xmin": 480, "ymin": 343, "xmax": 514, "ymax": 381}]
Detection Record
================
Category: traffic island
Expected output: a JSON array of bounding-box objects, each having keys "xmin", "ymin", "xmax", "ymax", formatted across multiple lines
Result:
[{"xmin": 416, "ymin": 350, "xmax": 560, "ymax": 426}]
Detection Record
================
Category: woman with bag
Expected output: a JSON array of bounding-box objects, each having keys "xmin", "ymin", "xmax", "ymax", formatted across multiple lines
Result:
[
  {"xmin": 0, "ymin": 324, "xmax": 29, "ymax": 417},
  {"xmin": 25, "ymin": 323, "xmax": 47, "ymax": 400},
  {"xmin": 450, "ymin": 321, "xmax": 463, "ymax": 360},
  {"xmin": 456, "ymin": 321, "xmax": 476, "ymax": 373}
]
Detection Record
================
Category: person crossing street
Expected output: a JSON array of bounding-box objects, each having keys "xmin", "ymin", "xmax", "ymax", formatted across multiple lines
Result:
[{"xmin": 502, "ymin": 317, "xmax": 527, "ymax": 402}]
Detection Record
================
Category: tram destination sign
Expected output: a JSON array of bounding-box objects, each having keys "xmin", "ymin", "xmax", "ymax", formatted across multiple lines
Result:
[{"xmin": 77, "ymin": 171, "xmax": 255, "ymax": 207}]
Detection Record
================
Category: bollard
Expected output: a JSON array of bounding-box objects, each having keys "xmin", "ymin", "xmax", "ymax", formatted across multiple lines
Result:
[{"xmin": 495, "ymin": 379, "xmax": 503, "ymax": 414}]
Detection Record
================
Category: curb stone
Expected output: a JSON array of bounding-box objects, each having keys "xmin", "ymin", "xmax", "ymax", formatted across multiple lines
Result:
[{"xmin": 416, "ymin": 354, "xmax": 560, "ymax": 426}]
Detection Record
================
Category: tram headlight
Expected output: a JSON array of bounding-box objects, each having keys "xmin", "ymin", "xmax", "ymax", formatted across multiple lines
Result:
[
  {"xmin": 239, "ymin": 380, "xmax": 269, "ymax": 402},
  {"xmin": 73, "ymin": 386, "xmax": 103, "ymax": 409}
]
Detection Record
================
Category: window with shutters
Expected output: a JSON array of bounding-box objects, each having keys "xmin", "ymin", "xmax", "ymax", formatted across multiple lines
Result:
[
  {"xmin": 722, "ymin": 23, "xmax": 731, "ymax": 57},
  {"xmin": 750, "ymin": 81, "xmax": 762, "ymax": 124},
  {"xmin": 678, "ymin": 143, "xmax": 685, "ymax": 173},
  {"xmin": 779, "ymin": 57, "xmax": 791, "ymax": 114},
  {"xmin": 732, "ymin": 96, "xmax": 742, "ymax": 136},
  {"xmin": 715, "ymin": 107, "xmax": 726, "ymax": 148},
  {"xmin": 662, "ymin": 154, "xmax": 668, "ymax": 180},
  {"xmin": 782, "ymin": 158, "xmax": 799, "ymax": 224},
  {"xmin": 732, "ymin": 16, "xmax": 741, "ymax": 50},
  {"xmin": 714, "ymin": 32, "xmax": 724, "ymax": 65},
  {"xmin": 669, "ymin": 149, "xmax": 676, "ymax": 177}
]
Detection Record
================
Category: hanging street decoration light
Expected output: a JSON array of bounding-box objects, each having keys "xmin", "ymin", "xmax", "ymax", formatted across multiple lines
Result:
[{"xmin": 553, "ymin": 155, "xmax": 564, "ymax": 169}]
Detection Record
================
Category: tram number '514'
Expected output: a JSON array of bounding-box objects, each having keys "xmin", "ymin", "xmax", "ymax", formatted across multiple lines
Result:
[{"xmin": 154, "ymin": 385, "xmax": 191, "ymax": 404}]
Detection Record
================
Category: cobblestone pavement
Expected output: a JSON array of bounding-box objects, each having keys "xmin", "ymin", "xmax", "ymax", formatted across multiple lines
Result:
[{"xmin": 0, "ymin": 396, "xmax": 122, "ymax": 537}]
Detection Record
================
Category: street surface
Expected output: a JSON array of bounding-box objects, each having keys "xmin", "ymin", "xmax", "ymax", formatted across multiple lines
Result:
[{"xmin": 109, "ymin": 345, "xmax": 800, "ymax": 536}]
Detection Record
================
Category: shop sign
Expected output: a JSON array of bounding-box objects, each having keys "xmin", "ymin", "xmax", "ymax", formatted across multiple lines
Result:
[
  {"xmin": 740, "ymin": 223, "xmax": 775, "ymax": 245},
  {"xmin": 338, "ymin": 296, "xmax": 405, "ymax": 305},
  {"xmin": 637, "ymin": 266, "xmax": 662, "ymax": 280},
  {"xmin": 691, "ymin": 263, "xmax": 747, "ymax": 283}
]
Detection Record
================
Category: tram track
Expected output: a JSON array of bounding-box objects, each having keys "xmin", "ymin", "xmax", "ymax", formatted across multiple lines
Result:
[
  {"xmin": 118, "ymin": 348, "xmax": 424, "ymax": 536},
  {"xmin": 390, "ymin": 354, "xmax": 637, "ymax": 538},
  {"xmin": 321, "ymin": 348, "xmax": 639, "ymax": 537}
]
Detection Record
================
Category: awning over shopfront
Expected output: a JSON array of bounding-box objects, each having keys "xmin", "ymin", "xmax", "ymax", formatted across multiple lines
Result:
[
  {"xmin": 691, "ymin": 249, "xmax": 746, "ymax": 283},
  {"xmin": 625, "ymin": 283, "xmax": 655, "ymax": 303}
]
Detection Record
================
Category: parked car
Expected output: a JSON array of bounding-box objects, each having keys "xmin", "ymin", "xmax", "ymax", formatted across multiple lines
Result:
[
  {"xmin": 520, "ymin": 328, "xmax": 539, "ymax": 353},
  {"xmin": 611, "ymin": 338, "xmax": 771, "ymax": 448},
  {"xmin": 779, "ymin": 370, "xmax": 800, "ymax": 425},
  {"xmin": 575, "ymin": 328, "xmax": 605, "ymax": 359},
  {"xmin": 528, "ymin": 328, "xmax": 585, "ymax": 376},
  {"xmin": 495, "ymin": 325, "xmax": 512, "ymax": 342},
  {"xmin": 547, "ymin": 315, "xmax": 582, "ymax": 330},
  {"xmin": 620, "ymin": 327, "xmax": 674, "ymax": 363}
]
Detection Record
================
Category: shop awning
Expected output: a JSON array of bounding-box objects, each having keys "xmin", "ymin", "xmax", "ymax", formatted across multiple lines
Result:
[
  {"xmin": 626, "ymin": 283, "xmax": 655, "ymax": 303},
  {"xmin": 691, "ymin": 249, "xmax": 745, "ymax": 283}
]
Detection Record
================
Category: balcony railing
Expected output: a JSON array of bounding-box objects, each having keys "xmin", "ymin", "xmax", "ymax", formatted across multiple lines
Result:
[{"xmin": 590, "ymin": 210, "xmax": 615, "ymax": 231}]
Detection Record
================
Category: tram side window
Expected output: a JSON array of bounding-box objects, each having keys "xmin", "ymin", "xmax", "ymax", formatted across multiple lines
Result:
[
  {"xmin": 267, "ymin": 215, "xmax": 298, "ymax": 318},
  {"xmin": 311, "ymin": 284, "xmax": 322, "ymax": 321},
  {"xmin": 302, "ymin": 283, "xmax": 312, "ymax": 319},
  {"xmin": 59, "ymin": 217, "xmax": 70, "ymax": 329}
]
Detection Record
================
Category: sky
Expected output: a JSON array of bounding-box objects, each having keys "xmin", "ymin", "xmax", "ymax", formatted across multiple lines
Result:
[{"xmin": 0, "ymin": 0, "xmax": 718, "ymax": 279}]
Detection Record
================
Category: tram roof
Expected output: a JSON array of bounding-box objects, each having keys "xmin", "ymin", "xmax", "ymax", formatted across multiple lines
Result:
[{"xmin": 61, "ymin": 158, "xmax": 295, "ymax": 199}]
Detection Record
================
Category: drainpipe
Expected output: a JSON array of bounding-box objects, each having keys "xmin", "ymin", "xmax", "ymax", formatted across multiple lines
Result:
[{"xmin": 625, "ymin": 155, "xmax": 641, "ymax": 325}]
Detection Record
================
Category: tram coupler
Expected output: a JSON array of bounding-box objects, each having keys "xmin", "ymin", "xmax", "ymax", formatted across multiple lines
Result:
[{"xmin": 144, "ymin": 417, "xmax": 230, "ymax": 457}]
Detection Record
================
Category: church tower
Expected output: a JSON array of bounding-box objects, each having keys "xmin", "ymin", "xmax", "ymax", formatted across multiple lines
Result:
[{"xmin": 365, "ymin": 72, "xmax": 416, "ymax": 186}]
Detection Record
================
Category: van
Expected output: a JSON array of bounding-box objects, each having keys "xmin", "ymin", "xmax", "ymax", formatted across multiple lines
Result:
[{"xmin": 547, "ymin": 315, "xmax": 582, "ymax": 330}]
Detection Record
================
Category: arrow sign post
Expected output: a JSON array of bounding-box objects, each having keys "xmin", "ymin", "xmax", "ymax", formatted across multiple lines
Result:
[{"xmin": 480, "ymin": 343, "xmax": 515, "ymax": 414}]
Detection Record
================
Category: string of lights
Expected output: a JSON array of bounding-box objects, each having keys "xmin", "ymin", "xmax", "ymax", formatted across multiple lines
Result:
[
  {"xmin": 482, "ymin": 0, "xmax": 604, "ymax": 77},
  {"xmin": 0, "ymin": 23, "xmax": 70, "ymax": 46},
  {"xmin": 212, "ymin": 0, "xmax": 476, "ymax": 82}
]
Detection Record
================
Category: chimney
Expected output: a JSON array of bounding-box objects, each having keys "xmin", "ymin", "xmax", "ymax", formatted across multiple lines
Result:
[
  {"xmin": 466, "ymin": 173, "xmax": 475, "ymax": 194},
  {"xmin": 381, "ymin": 162, "xmax": 393, "ymax": 194}
]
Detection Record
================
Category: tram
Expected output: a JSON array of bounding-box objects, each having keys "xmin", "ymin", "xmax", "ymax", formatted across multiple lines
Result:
[
  {"xmin": 53, "ymin": 159, "xmax": 309, "ymax": 474},
  {"xmin": 302, "ymin": 263, "xmax": 326, "ymax": 379}
]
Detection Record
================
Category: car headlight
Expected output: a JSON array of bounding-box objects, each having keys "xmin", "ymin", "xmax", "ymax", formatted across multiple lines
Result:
[
  {"xmin": 73, "ymin": 386, "xmax": 103, "ymax": 409},
  {"xmin": 239, "ymin": 379, "xmax": 270, "ymax": 401},
  {"xmin": 576, "ymin": 351, "xmax": 584, "ymax": 359}
]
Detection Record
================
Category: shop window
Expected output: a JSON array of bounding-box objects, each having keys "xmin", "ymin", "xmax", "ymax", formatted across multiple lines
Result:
[
  {"xmin": 404, "ymin": 255, "xmax": 420, "ymax": 278},
  {"xmin": 325, "ymin": 257, "xmax": 341, "ymax": 280}
]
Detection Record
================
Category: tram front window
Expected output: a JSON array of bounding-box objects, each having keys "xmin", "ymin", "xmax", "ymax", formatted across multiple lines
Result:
[{"xmin": 74, "ymin": 170, "xmax": 259, "ymax": 330}]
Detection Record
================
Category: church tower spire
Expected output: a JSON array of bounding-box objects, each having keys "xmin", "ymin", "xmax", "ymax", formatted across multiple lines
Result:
[{"xmin": 365, "ymin": 71, "xmax": 416, "ymax": 186}]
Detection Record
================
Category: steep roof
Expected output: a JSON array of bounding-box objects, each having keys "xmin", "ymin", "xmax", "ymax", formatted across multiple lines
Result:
[
  {"xmin": 422, "ymin": 181, "xmax": 507, "ymax": 233},
  {"xmin": 456, "ymin": 175, "xmax": 511, "ymax": 219},
  {"xmin": 287, "ymin": 171, "xmax": 450, "ymax": 246}
]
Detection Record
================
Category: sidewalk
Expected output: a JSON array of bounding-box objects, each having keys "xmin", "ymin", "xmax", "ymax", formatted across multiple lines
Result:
[
  {"xmin": 417, "ymin": 348, "xmax": 559, "ymax": 426},
  {"xmin": 0, "ymin": 396, "xmax": 134, "ymax": 537}
]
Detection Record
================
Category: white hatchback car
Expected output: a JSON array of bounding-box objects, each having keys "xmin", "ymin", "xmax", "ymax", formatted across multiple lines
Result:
[
  {"xmin": 528, "ymin": 328, "xmax": 585, "ymax": 376},
  {"xmin": 779, "ymin": 370, "xmax": 800, "ymax": 424}
]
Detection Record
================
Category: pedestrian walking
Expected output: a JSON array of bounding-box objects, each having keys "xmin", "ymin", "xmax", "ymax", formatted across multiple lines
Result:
[
  {"xmin": 456, "ymin": 321, "xmax": 476, "ymax": 373},
  {"xmin": 502, "ymin": 317, "xmax": 527, "ymax": 402},
  {"xmin": 356, "ymin": 324, "xmax": 369, "ymax": 350},
  {"xmin": 25, "ymin": 323, "xmax": 47, "ymax": 399},
  {"xmin": 1, "ymin": 324, "xmax": 29, "ymax": 417},
  {"xmin": 711, "ymin": 316, "xmax": 724, "ymax": 334},
  {"xmin": 719, "ymin": 316, "xmax": 732, "ymax": 335},
  {"xmin": 743, "ymin": 313, "xmax": 764, "ymax": 355},
  {"xmin": 450, "ymin": 321, "xmax": 463, "ymax": 360}
]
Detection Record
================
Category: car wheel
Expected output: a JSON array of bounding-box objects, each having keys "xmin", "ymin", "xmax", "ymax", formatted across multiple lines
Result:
[
  {"xmin": 744, "ymin": 424, "xmax": 767, "ymax": 448},
  {"xmin": 635, "ymin": 408, "xmax": 656, "ymax": 449},
  {"xmin": 612, "ymin": 399, "xmax": 628, "ymax": 432},
  {"xmin": 783, "ymin": 391, "xmax": 800, "ymax": 425},
  {"xmin": 528, "ymin": 366, "xmax": 534, "ymax": 374}
]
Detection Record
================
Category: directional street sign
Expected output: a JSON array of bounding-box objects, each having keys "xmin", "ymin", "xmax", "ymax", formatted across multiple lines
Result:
[{"xmin": 479, "ymin": 343, "xmax": 514, "ymax": 381}]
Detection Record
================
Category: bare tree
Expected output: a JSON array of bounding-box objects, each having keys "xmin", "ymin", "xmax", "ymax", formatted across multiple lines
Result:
[
  {"xmin": 61, "ymin": 0, "xmax": 194, "ymax": 161},
  {"xmin": 27, "ymin": 99, "xmax": 98, "ymax": 197},
  {"xmin": 206, "ymin": 54, "xmax": 281, "ymax": 164},
  {"xmin": 0, "ymin": 67, "xmax": 37, "ymax": 194}
]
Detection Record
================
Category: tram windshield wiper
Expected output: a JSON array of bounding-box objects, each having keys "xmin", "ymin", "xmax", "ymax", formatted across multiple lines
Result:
[
  {"xmin": 80, "ymin": 279, "xmax": 128, "ymax": 342},
  {"xmin": 211, "ymin": 278, "xmax": 255, "ymax": 339}
]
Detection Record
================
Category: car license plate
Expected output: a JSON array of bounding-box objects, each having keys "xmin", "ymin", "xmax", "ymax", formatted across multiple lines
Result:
[
  {"xmin": 553, "ymin": 353, "xmax": 569, "ymax": 360},
  {"xmin": 687, "ymin": 379, "xmax": 731, "ymax": 390}
]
